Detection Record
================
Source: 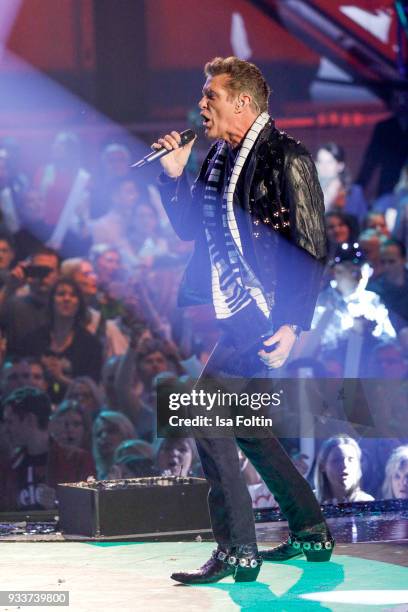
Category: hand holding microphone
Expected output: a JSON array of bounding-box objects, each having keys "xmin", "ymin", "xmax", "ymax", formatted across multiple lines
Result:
[{"xmin": 132, "ymin": 129, "xmax": 197, "ymax": 178}]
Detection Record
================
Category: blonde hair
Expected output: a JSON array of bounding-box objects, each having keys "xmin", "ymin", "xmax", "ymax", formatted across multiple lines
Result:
[
  {"xmin": 381, "ymin": 445, "xmax": 408, "ymax": 499},
  {"xmin": 60, "ymin": 257, "xmax": 83, "ymax": 278}
]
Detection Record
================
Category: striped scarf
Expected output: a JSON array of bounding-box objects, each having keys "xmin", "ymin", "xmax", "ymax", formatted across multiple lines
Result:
[{"xmin": 203, "ymin": 112, "xmax": 270, "ymax": 320}]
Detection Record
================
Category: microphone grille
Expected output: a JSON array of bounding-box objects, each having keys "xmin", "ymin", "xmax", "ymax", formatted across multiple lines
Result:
[{"xmin": 180, "ymin": 129, "xmax": 196, "ymax": 145}]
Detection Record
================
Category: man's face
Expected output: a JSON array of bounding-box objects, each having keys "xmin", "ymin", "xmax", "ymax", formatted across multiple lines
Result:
[
  {"xmin": 380, "ymin": 246, "xmax": 405, "ymax": 283},
  {"xmin": 2, "ymin": 405, "xmax": 31, "ymax": 447},
  {"xmin": 28, "ymin": 254, "xmax": 59, "ymax": 297},
  {"xmin": 199, "ymin": 74, "xmax": 238, "ymax": 140},
  {"xmin": 0, "ymin": 240, "xmax": 14, "ymax": 270},
  {"xmin": 139, "ymin": 351, "xmax": 169, "ymax": 382},
  {"xmin": 16, "ymin": 361, "xmax": 47, "ymax": 392}
]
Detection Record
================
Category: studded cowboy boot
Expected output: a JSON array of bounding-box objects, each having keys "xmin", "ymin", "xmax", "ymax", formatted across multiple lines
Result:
[
  {"xmin": 171, "ymin": 543, "xmax": 263, "ymax": 584},
  {"xmin": 260, "ymin": 521, "xmax": 335, "ymax": 562}
]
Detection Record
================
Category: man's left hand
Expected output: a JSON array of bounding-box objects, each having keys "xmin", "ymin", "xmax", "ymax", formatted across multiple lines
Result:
[{"xmin": 257, "ymin": 325, "xmax": 297, "ymax": 369}]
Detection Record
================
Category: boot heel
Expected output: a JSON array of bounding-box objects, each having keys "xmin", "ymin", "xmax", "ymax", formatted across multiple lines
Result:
[
  {"xmin": 304, "ymin": 543, "xmax": 334, "ymax": 562},
  {"xmin": 234, "ymin": 565, "xmax": 260, "ymax": 582}
]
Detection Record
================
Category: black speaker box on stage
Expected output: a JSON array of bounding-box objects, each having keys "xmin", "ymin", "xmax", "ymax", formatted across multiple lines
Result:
[{"xmin": 57, "ymin": 476, "xmax": 212, "ymax": 540}]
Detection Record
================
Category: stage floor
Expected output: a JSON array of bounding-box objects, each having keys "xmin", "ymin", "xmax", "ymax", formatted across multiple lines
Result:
[{"xmin": 1, "ymin": 512, "xmax": 408, "ymax": 612}]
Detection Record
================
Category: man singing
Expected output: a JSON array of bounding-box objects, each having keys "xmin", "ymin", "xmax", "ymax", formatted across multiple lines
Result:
[{"xmin": 155, "ymin": 57, "xmax": 333, "ymax": 584}]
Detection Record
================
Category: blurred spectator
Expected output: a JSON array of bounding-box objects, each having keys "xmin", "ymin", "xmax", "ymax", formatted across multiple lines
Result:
[
  {"xmin": 367, "ymin": 240, "xmax": 408, "ymax": 331},
  {"xmin": 398, "ymin": 326, "xmax": 408, "ymax": 358},
  {"xmin": 314, "ymin": 435, "xmax": 374, "ymax": 504},
  {"xmin": 155, "ymin": 437, "xmax": 198, "ymax": 477},
  {"xmin": 115, "ymin": 335, "xmax": 186, "ymax": 440},
  {"xmin": 90, "ymin": 142, "xmax": 135, "ymax": 219},
  {"xmin": 369, "ymin": 342, "xmax": 408, "ymax": 379},
  {"xmin": 61, "ymin": 257, "xmax": 97, "ymax": 303},
  {"xmin": 1, "ymin": 357, "xmax": 48, "ymax": 397},
  {"xmin": 0, "ymin": 143, "xmax": 27, "ymax": 234},
  {"xmin": 312, "ymin": 244, "xmax": 395, "ymax": 358},
  {"xmin": 101, "ymin": 355, "xmax": 121, "ymax": 410},
  {"xmin": 19, "ymin": 278, "xmax": 103, "ymax": 399},
  {"xmin": 381, "ymin": 445, "xmax": 408, "ymax": 500},
  {"xmin": 357, "ymin": 89, "xmax": 408, "ymax": 197},
  {"xmin": 238, "ymin": 447, "xmax": 277, "ymax": 509},
  {"xmin": 90, "ymin": 176, "xmax": 139, "ymax": 251},
  {"xmin": 108, "ymin": 438, "xmax": 155, "ymax": 479},
  {"xmin": 92, "ymin": 410, "xmax": 135, "ymax": 479},
  {"xmin": 358, "ymin": 228, "xmax": 387, "ymax": 280},
  {"xmin": 0, "ymin": 246, "xmax": 60, "ymax": 355},
  {"xmin": 0, "ymin": 232, "xmax": 15, "ymax": 288},
  {"xmin": 114, "ymin": 438, "xmax": 154, "ymax": 463},
  {"xmin": 61, "ymin": 257, "xmax": 128, "ymax": 356},
  {"xmin": 108, "ymin": 453, "xmax": 156, "ymax": 478},
  {"xmin": 12, "ymin": 189, "xmax": 52, "ymax": 260},
  {"xmin": 50, "ymin": 399, "xmax": 93, "ymax": 453},
  {"xmin": 125, "ymin": 201, "xmax": 169, "ymax": 269},
  {"xmin": 0, "ymin": 387, "xmax": 94, "ymax": 511},
  {"xmin": 316, "ymin": 143, "xmax": 368, "ymax": 226},
  {"xmin": 36, "ymin": 131, "xmax": 90, "ymax": 226},
  {"xmin": 90, "ymin": 244, "xmax": 122, "ymax": 286},
  {"xmin": 101, "ymin": 143, "xmax": 131, "ymax": 174},
  {"xmin": 393, "ymin": 191, "xmax": 408, "ymax": 258},
  {"xmin": 325, "ymin": 211, "xmax": 358, "ymax": 258},
  {"xmin": 89, "ymin": 244, "xmax": 126, "ymax": 320},
  {"xmin": 64, "ymin": 376, "xmax": 104, "ymax": 419},
  {"xmin": 14, "ymin": 188, "xmax": 92, "ymax": 260},
  {"xmin": 365, "ymin": 212, "xmax": 390, "ymax": 237},
  {"xmin": 373, "ymin": 161, "xmax": 408, "ymax": 233}
]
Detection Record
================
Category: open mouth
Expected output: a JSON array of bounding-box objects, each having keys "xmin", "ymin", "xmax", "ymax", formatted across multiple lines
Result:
[{"xmin": 201, "ymin": 114, "xmax": 211, "ymax": 127}]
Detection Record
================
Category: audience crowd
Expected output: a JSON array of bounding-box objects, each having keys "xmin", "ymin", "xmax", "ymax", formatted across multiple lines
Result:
[{"xmin": 0, "ymin": 132, "xmax": 407, "ymax": 512}]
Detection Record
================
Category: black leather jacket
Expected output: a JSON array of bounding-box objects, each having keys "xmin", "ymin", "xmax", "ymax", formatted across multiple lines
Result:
[{"xmin": 159, "ymin": 120, "xmax": 327, "ymax": 331}]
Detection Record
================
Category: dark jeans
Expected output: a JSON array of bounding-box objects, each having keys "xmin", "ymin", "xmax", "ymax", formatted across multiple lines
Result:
[{"xmin": 195, "ymin": 304, "xmax": 325, "ymax": 549}]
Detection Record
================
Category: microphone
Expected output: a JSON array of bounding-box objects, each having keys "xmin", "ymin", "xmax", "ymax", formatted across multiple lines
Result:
[{"xmin": 131, "ymin": 129, "xmax": 196, "ymax": 168}]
